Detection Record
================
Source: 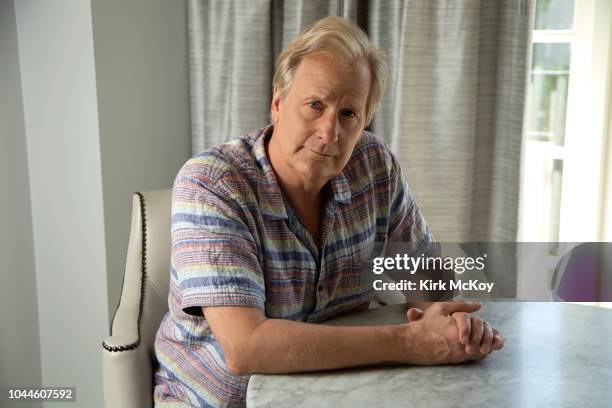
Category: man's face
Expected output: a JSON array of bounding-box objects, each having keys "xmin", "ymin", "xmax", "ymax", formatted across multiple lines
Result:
[{"xmin": 270, "ymin": 51, "xmax": 371, "ymax": 187}]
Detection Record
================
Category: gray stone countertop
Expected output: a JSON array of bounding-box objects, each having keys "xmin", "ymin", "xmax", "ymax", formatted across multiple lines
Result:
[{"xmin": 246, "ymin": 301, "xmax": 612, "ymax": 407}]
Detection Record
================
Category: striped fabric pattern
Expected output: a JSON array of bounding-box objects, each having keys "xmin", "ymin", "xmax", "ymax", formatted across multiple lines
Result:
[{"xmin": 153, "ymin": 125, "xmax": 433, "ymax": 407}]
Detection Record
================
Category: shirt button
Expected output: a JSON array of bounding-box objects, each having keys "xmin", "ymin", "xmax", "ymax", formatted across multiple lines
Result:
[{"xmin": 317, "ymin": 285, "xmax": 324, "ymax": 293}]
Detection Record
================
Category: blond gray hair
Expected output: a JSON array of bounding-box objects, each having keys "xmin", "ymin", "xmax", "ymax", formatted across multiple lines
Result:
[{"xmin": 272, "ymin": 16, "xmax": 389, "ymax": 126}]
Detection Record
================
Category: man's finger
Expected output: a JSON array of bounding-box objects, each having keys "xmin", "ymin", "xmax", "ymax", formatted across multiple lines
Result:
[
  {"xmin": 406, "ymin": 308, "xmax": 424, "ymax": 322},
  {"xmin": 480, "ymin": 321, "xmax": 493, "ymax": 354},
  {"xmin": 452, "ymin": 312, "xmax": 471, "ymax": 344},
  {"xmin": 440, "ymin": 300, "xmax": 481, "ymax": 316},
  {"xmin": 492, "ymin": 328, "xmax": 504, "ymax": 350},
  {"xmin": 467, "ymin": 316, "xmax": 484, "ymax": 355}
]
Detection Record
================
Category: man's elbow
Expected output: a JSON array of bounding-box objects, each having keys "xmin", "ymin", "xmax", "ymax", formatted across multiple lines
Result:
[
  {"xmin": 223, "ymin": 339, "xmax": 259, "ymax": 376},
  {"xmin": 203, "ymin": 306, "xmax": 267, "ymax": 376},
  {"xmin": 225, "ymin": 351, "xmax": 254, "ymax": 376}
]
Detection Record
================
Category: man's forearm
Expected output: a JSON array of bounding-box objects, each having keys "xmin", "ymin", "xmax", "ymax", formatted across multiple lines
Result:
[{"xmin": 235, "ymin": 319, "xmax": 419, "ymax": 375}]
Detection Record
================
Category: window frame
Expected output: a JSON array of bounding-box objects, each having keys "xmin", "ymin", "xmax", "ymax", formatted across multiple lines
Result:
[
  {"xmin": 558, "ymin": 0, "xmax": 612, "ymax": 242},
  {"xmin": 519, "ymin": 0, "xmax": 612, "ymax": 243}
]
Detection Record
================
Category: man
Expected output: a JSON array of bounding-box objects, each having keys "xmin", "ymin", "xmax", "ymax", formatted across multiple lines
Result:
[{"xmin": 154, "ymin": 16, "xmax": 504, "ymax": 407}]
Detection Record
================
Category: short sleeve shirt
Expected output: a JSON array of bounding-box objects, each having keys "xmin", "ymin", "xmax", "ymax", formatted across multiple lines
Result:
[{"xmin": 153, "ymin": 126, "xmax": 433, "ymax": 407}]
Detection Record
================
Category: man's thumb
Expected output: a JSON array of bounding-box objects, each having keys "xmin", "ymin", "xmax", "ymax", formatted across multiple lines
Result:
[{"xmin": 406, "ymin": 307, "xmax": 424, "ymax": 322}]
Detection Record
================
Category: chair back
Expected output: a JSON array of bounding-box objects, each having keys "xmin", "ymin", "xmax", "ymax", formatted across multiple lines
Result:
[{"xmin": 102, "ymin": 189, "xmax": 171, "ymax": 408}]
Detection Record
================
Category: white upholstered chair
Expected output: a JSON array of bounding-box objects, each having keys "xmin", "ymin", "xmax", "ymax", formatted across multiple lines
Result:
[{"xmin": 102, "ymin": 189, "xmax": 171, "ymax": 408}]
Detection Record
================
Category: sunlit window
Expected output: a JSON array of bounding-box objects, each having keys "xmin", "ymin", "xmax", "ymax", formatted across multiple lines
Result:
[
  {"xmin": 519, "ymin": 0, "xmax": 612, "ymax": 309},
  {"xmin": 520, "ymin": 0, "xmax": 575, "ymax": 242}
]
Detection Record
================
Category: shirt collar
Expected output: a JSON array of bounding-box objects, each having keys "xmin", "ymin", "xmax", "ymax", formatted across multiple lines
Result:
[{"xmin": 252, "ymin": 125, "xmax": 353, "ymax": 219}]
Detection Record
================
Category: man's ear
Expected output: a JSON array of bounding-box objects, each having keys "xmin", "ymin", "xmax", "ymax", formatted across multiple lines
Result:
[{"xmin": 271, "ymin": 86, "xmax": 282, "ymax": 124}]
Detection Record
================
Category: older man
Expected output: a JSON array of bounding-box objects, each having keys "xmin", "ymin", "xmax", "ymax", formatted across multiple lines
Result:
[{"xmin": 154, "ymin": 17, "xmax": 504, "ymax": 408}]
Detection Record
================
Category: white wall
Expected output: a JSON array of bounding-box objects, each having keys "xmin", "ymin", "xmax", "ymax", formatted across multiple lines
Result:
[
  {"xmin": 14, "ymin": 0, "xmax": 109, "ymax": 406},
  {"xmin": 9, "ymin": 0, "xmax": 190, "ymax": 406},
  {"xmin": 90, "ymin": 0, "xmax": 190, "ymax": 319},
  {"xmin": 0, "ymin": 1, "xmax": 42, "ymax": 407}
]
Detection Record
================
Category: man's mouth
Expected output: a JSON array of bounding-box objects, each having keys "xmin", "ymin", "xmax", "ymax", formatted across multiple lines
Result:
[{"xmin": 306, "ymin": 148, "xmax": 334, "ymax": 157}]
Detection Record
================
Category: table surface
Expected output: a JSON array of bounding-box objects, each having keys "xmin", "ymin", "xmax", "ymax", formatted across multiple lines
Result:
[{"xmin": 246, "ymin": 302, "xmax": 612, "ymax": 407}]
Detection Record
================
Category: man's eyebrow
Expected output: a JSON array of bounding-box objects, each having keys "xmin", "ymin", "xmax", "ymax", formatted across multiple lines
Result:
[
  {"xmin": 303, "ymin": 92, "xmax": 332, "ymax": 101},
  {"xmin": 302, "ymin": 92, "xmax": 363, "ymax": 106}
]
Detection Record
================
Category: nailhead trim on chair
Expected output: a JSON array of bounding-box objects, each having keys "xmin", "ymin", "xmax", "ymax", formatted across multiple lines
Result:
[{"xmin": 102, "ymin": 192, "xmax": 148, "ymax": 353}]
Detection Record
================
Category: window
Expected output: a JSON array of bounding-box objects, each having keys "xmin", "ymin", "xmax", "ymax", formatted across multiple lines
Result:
[
  {"xmin": 520, "ymin": 0, "xmax": 575, "ymax": 243},
  {"xmin": 520, "ymin": 0, "xmax": 612, "ymax": 243},
  {"xmin": 518, "ymin": 0, "xmax": 612, "ymax": 308}
]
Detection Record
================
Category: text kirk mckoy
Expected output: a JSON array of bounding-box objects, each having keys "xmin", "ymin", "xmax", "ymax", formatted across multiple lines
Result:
[{"xmin": 373, "ymin": 278, "xmax": 495, "ymax": 293}]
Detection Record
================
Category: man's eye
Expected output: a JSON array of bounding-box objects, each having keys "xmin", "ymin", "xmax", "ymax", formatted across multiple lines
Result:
[
  {"xmin": 308, "ymin": 101, "xmax": 323, "ymax": 110},
  {"xmin": 342, "ymin": 110, "xmax": 357, "ymax": 118}
]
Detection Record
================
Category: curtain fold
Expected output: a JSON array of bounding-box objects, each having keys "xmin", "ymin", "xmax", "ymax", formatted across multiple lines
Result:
[
  {"xmin": 368, "ymin": 0, "xmax": 531, "ymax": 244},
  {"xmin": 187, "ymin": 0, "xmax": 532, "ymax": 247},
  {"xmin": 188, "ymin": 0, "xmax": 274, "ymax": 152}
]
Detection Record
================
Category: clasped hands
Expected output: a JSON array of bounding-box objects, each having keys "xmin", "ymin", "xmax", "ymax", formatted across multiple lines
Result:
[{"xmin": 405, "ymin": 301, "xmax": 504, "ymax": 364}]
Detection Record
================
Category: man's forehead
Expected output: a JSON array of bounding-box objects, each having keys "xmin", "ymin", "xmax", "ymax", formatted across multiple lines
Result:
[
  {"xmin": 293, "ymin": 58, "xmax": 370, "ymax": 100},
  {"xmin": 296, "ymin": 53, "xmax": 367, "ymax": 76}
]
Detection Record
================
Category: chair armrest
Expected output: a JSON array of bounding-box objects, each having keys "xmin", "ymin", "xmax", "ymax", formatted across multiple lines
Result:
[
  {"xmin": 102, "ymin": 193, "xmax": 152, "ymax": 407},
  {"xmin": 102, "ymin": 342, "xmax": 152, "ymax": 408}
]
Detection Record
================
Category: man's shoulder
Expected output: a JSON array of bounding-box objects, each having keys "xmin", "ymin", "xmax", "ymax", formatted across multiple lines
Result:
[
  {"xmin": 175, "ymin": 129, "xmax": 262, "ymax": 193},
  {"xmin": 346, "ymin": 130, "xmax": 396, "ymax": 176},
  {"xmin": 355, "ymin": 130, "xmax": 391, "ymax": 152},
  {"xmin": 179, "ymin": 129, "xmax": 263, "ymax": 180}
]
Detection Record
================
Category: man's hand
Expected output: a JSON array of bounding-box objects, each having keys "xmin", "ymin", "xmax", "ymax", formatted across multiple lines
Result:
[
  {"xmin": 407, "ymin": 301, "xmax": 504, "ymax": 355},
  {"xmin": 445, "ymin": 311, "xmax": 504, "ymax": 356},
  {"xmin": 401, "ymin": 301, "xmax": 504, "ymax": 365}
]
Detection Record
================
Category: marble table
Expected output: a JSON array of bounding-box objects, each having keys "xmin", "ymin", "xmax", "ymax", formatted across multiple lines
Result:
[{"xmin": 247, "ymin": 302, "xmax": 612, "ymax": 407}]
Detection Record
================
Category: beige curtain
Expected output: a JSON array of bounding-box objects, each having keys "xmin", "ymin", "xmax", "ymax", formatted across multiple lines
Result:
[{"xmin": 187, "ymin": 0, "xmax": 532, "ymax": 245}]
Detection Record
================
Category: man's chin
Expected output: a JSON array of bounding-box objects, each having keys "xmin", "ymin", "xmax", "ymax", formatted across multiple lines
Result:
[{"xmin": 296, "ymin": 165, "xmax": 334, "ymax": 184}]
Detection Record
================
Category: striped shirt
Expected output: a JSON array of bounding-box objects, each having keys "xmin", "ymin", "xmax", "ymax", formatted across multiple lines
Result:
[{"xmin": 153, "ymin": 125, "xmax": 433, "ymax": 407}]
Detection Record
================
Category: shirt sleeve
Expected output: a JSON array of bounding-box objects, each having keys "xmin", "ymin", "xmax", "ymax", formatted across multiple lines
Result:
[{"xmin": 171, "ymin": 161, "xmax": 265, "ymax": 314}]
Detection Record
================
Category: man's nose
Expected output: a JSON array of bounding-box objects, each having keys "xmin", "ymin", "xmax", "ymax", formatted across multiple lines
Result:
[{"xmin": 318, "ymin": 113, "xmax": 339, "ymax": 144}]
